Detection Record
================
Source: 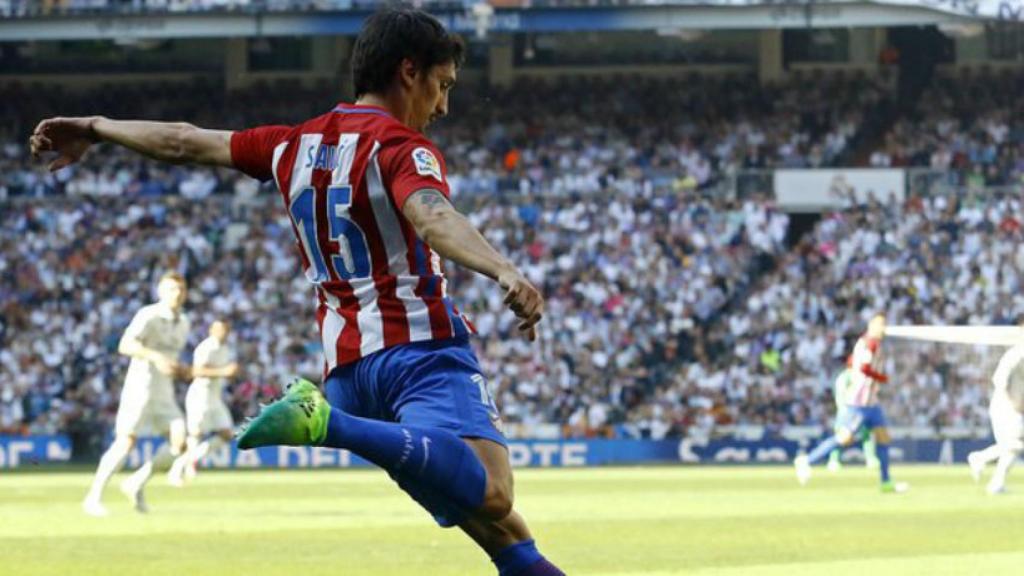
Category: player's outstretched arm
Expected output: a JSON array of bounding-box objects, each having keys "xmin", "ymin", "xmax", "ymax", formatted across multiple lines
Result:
[
  {"xmin": 30, "ymin": 116, "xmax": 232, "ymax": 171},
  {"xmin": 402, "ymin": 188, "xmax": 543, "ymax": 341}
]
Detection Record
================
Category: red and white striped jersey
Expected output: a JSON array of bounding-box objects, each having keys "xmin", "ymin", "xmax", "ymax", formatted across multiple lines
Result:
[
  {"xmin": 844, "ymin": 335, "xmax": 887, "ymax": 407},
  {"xmin": 231, "ymin": 103, "xmax": 474, "ymax": 372}
]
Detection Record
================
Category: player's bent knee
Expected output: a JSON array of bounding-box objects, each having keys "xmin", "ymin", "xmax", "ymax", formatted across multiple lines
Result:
[
  {"xmin": 114, "ymin": 434, "xmax": 136, "ymax": 452},
  {"xmin": 479, "ymin": 482, "xmax": 514, "ymax": 521},
  {"xmin": 479, "ymin": 492, "xmax": 513, "ymax": 521},
  {"xmin": 874, "ymin": 428, "xmax": 891, "ymax": 444}
]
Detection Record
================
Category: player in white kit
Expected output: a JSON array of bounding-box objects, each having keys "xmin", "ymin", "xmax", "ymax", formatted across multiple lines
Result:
[
  {"xmin": 82, "ymin": 272, "xmax": 191, "ymax": 516},
  {"xmin": 967, "ymin": 336, "xmax": 1024, "ymax": 494},
  {"xmin": 167, "ymin": 320, "xmax": 238, "ymax": 486}
]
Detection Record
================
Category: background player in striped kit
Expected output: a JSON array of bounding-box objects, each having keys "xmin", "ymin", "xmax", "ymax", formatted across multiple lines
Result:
[
  {"xmin": 82, "ymin": 272, "xmax": 191, "ymax": 516},
  {"xmin": 31, "ymin": 7, "xmax": 563, "ymax": 575},
  {"xmin": 168, "ymin": 319, "xmax": 238, "ymax": 486},
  {"xmin": 795, "ymin": 315, "xmax": 908, "ymax": 493},
  {"xmin": 968, "ymin": 331, "xmax": 1024, "ymax": 494}
]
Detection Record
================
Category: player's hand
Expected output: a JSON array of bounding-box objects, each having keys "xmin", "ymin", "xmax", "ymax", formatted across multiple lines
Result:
[
  {"xmin": 222, "ymin": 363, "xmax": 240, "ymax": 378},
  {"xmin": 176, "ymin": 364, "xmax": 193, "ymax": 381},
  {"xmin": 29, "ymin": 116, "xmax": 101, "ymax": 172},
  {"xmin": 498, "ymin": 268, "xmax": 544, "ymax": 342},
  {"xmin": 153, "ymin": 355, "xmax": 179, "ymax": 376}
]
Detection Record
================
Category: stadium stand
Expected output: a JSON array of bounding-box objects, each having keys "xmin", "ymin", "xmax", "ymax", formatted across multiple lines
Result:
[{"xmin": 1, "ymin": 69, "xmax": 1019, "ymax": 442}]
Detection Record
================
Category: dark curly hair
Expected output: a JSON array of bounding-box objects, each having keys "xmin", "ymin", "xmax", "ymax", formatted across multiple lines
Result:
[{"xmin": 351, "ymin": 6, "xmax": 466, "ymax": 98}]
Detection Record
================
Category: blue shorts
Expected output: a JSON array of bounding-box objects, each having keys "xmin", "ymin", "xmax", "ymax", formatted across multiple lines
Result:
[
  {"xmin": 837, "ymin": 405, "xmax": 887, "ymax": 435},
  {"xmin": 323, "ymin": 336, "xmax": 505, "ymax": 527}
]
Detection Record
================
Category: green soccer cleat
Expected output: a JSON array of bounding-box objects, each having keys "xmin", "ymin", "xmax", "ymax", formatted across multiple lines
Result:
[
  {"xmin": 880, "ymin": 480, "xmax": 909, "ymax": 494},
  {"xmin": 237, "ymin": 378, "xmax": 330, "ymax": 449}
]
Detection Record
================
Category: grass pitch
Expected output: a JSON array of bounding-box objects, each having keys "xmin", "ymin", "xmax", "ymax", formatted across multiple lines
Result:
[{"xmin": 2, "ymin": 465, "xmax": 1022, "ymax": 575}]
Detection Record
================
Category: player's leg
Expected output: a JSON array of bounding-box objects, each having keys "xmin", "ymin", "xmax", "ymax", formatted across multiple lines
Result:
[
  {"xmin": 242, "ymin": 343, "xmax": 501, "ymax": 516},
  {"xmin": 810, "ymin": 417, "xmax": 858, "ymax": 462},
  {"xmin": 168, "ymin": 431, "xmax": 200, "ymax": 487},
  {"xmin": 827, "ymin": 412, "xmax": 846, "ymax": 472},
  {"xmin": 985, "ymin": 407, "xmax": 1023, "ymax": 494},
  {"xmin": 460, "ymin": 438, "xmax": 563, "ymax": 575},
  {"xmin": 828, "ymin": 372, "xmax": 851, "ymax": 472},
  {"xmin": 185, "ymin": 429, "xmax": 233, "ymax": 481},
  {"xmin": 794, "ymin": 408, "xmax": 860, "ymax": 485},
  {"xmin": 83, "ymin": 394, "xmax": 146, "ymax": 515},
  {"xmin": 968, "ymin": 442, "xmax": 1001, "ymax": 482},
  {"xmin": 83, "ymin": 433, "xmax": 136, "ymax": 516},
  {"xmin": 200, "ymin": 402, "xmax": 235, "ymax": 465},
  {"xmin": 171, "ymin": 400, "xmax": 231, "ymax": 484},
  {"xmin": 968, "ymin": 403, "xmax": 1006, "ymax": 482},
  {"xmin": 870, "ymin": 407, "xmax": 907, "ymax": 493},
  {"xmin": 122, "ymin": 415, "xmax": 186, "ymax": 512},
  {"xmin": 238, "ymin": 339, "xmax": 564, "ymax": 572},
  {"xmin": 169, "ymin": 403, "xmax": 204, "ymax": 486},
  {"xmin": 872, "ymin": 426, "xmax": 893, "ymax": 484},
  {"xmin": 862, "ymin": 429, "xmax": 879, "ymax": 469}
]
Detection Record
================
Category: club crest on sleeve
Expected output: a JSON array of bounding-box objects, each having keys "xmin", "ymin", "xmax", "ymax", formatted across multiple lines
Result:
[{"xmin": 412, "ymin": 147, "xmax": 443, "ymax": 183}]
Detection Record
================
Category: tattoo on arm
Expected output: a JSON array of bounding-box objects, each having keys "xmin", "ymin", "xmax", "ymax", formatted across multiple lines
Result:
[{"xmin": 412, "ymin": 189, "xmax": 449, "ymax": 210}]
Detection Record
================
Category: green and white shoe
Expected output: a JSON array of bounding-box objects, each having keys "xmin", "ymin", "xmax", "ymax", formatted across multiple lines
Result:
[
  {"xmin": 880, "ymin": 480, "xmax": 909, "ymax": 494},
  {"xmin": 237, "ymin": 378, "xmax": 330, "ymax": 449}
]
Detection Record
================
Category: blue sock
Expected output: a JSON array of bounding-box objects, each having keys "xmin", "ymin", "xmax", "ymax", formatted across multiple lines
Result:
[
  {"xmin": 322, "ymin": 408, "xmax": 487, "ymax": 514},
  {"xmin": 806, "ymin": 436, "xmax": 841, "ymax": 465},
  {"xmin": 877, "ymin": 443, "xmax": 891, "ymax": 482},
  {"xmin": 493, "ymin": 539, "xmax": 565, "ymax": 576}
]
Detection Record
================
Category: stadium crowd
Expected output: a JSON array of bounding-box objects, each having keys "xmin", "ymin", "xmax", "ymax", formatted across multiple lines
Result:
[
  {"xmin": 1, "ymin": 71, "xmax": 1017, "ymax": 442},
  {"xmin": 870, "ymin": 69, "xmax": 1024, "ymax": 189},
  {"xmin": 1, "ymin": 72, "xmax": 888, "ymax": 198}
]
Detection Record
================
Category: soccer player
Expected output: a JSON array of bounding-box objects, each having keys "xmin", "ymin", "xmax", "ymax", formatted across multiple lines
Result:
[
  {"xmin": 167, "ymin": 320, "xmax": 238, "ymax": 487},
  {"xmin": 794, "ymin": 315, "xmax": 908, "ymax": 493},
  {"xmin": 81, "ymin": 272, "xmax": 191, "ymax": 516},
  {"xmin": 826, "ymin": 368, "xmax": 879, "ymax": 472},
  {"xmin": 967, "ymin": 336, "xmax": 1024, "ymax": 494},
  {"xmin": 32, "ymin": 8, "xmax": 563, "ymax": 574}
]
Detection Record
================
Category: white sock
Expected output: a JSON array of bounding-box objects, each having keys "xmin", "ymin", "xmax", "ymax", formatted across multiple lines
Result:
[
  {"xmin": 973, "ymin": 444, "xmax": 1004, "ymax": 465},
  {"xmin": 85, "ymin": 439, "xmax": 132, "ymax": 502},
  {"xmin": 127, "ymin": 443, "xmax": 173, "ymax": 490},
  {"xmin": 990, "ymin": 448, "xmax": 1020, "ymax": 489}
]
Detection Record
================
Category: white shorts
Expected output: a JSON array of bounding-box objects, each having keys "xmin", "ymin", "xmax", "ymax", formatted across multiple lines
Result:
[
  {"xmin": 185, "ymin": 392, "xmax": 234, "ymax": 436},
  {"xmin": 990, "ymin": 394, "xmax": 1024, "ymax": 451},
  {"xmin": 115, "ymin": 385, "xmax": 184, "ymax": 438}
]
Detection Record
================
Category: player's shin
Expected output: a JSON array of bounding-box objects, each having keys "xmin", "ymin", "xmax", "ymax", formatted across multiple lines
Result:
[
  {"xmin": 876, "ymin": 443, "xmax": 891, "ymax": 483},
  {"xmin": 85, "ymin": 437, "xmax": 133, "ymax": 502},
  {"xmin": 128, "ymin": 442, "xmax": 175, "ymax": 489},
  {"xmin": 988, "ymin": 447, "xmax": 1020, "ymax": 492},
  {"xmin": 806, "ymin": 436, "xmax": 841, "ymax": 465}
]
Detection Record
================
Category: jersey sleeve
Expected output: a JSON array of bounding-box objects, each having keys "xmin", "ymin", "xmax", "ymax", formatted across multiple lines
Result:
[
  {"xmin": 122, "ymin": 308, "xmax": 154, "ymax": 344},
  {"xmin": 230, "ymin": 125, "xmax": 292, "ymax": 182},
  {"xmin": 193, "ymin": 339, "xmax": 215, "ymax": 368},
  {"xmin": 379, "ymin": 134, "xmax": 451, "ymax": 209},
  {"xmin": 854, "ymin": 338, "xmax": 888, "ymax": 383}
]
